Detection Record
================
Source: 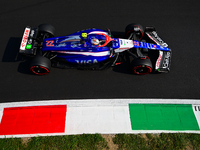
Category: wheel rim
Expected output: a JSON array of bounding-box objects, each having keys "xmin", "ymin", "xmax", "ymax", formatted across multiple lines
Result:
[
  {"xmin": 30, "ymin": 66, "xmax": 49, "ymax": 75},
  {"xmin": 133, "ymin": 65, "xmax": 152, "ymax": 75}
]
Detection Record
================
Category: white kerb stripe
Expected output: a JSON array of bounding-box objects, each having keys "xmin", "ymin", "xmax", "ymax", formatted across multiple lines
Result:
[
  {"xmin": 0, "ymin": 107, "xmax": 3, "ymax": 125},
  {"xmin": 65, "ymin": 105, "xmax": 132, "ymax": 134},
  {"xmin": 193, "ymin": 105, "xmax": 200, "ymax": 129}
]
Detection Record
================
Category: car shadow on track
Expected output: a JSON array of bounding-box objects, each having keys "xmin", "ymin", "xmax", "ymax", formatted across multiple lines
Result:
[
  {"xmin": 2, "ymin": 37, "xmax": 32, "ymax": 75},
  {"xmin": 112, "ymin": 50, "xmax": 160, "ymax": 75},
  {"xmin": 2, "ymin": 37, "xmax": 22, "ymax": 62},
  {"xmin": 112, "ymin": 62, "xmax": 161, "ymax": 75},
  {"xmin": 112, "ymin": 62, "xmax": 133, "ymax": 74}
]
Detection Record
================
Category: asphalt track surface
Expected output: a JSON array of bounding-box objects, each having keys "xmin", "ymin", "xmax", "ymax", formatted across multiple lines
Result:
[{"xmin": 0, "ymin": 0, "xmax": 200, "ymax": 103}]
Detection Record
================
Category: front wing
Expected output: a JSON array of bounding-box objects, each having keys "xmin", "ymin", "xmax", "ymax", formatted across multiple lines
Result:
[{"xmin": 145, "ymin": 28, "xmax": 172, "ymax": 73}]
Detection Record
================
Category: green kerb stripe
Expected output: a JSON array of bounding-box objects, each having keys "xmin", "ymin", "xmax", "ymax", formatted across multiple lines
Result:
[{"xmin": 129, "ymin": 104, "xmax": 199, "ymax": 130}]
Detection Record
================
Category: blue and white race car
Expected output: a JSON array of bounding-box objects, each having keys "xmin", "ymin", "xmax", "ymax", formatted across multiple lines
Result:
[{"xmin": 19, "ymin": 23, "xmax": 171, "ymax": 75}]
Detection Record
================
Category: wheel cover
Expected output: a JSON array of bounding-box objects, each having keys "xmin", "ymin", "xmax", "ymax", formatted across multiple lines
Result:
[
  {"xmin": 133, "ymin": 65, "xmax": 152, "ymax": 75},
  {"xmin": 30, "ymin": 66, "xmax": 49, "ymax": 75}
]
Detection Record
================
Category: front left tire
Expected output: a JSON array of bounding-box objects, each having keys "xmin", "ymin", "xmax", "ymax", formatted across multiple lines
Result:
[{"xmin": 125, "ymin": 23, "xmax": 144, "ymax": 40}]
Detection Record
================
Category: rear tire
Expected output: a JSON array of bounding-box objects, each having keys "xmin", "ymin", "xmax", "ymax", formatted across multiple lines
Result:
[
  {"xmin": 125, "ymin": 23, "xmax": 144, "ymax": 39},
  {"xmin": 131, "ymin": 57, "xmax": 153, "ymax": 75},
  {"xmin": 38, "ymin": 23, "xmax": 55, "ymax": 38},
  {"xmin": 30, "ymin": 55, "xmax": 51, "ymax": 75}
]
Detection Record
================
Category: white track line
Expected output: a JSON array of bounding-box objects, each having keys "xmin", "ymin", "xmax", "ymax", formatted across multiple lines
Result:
[{"xmin": 1, "ymin": 99, "xmax": 200, "ymax": 108}]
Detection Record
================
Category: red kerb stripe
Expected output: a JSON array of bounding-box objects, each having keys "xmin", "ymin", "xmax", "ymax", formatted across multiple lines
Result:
[{"xmin": 0, "ymin": 105, "xmax": 67, "ymax": 135}]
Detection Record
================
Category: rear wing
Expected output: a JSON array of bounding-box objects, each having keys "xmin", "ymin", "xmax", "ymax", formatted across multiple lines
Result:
[
  {"xmin": 145, "ymin": 27, "xmax": 172, "ymax": 73},
  {"xmin": 19, "ymin": 26, "xmax": 38, "ymax": 55}
]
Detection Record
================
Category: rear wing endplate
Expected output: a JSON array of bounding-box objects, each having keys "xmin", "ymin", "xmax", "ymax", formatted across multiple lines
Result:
[{"xmin": 19, "ymin": 26, "xmax": 38, "ymax": 55}]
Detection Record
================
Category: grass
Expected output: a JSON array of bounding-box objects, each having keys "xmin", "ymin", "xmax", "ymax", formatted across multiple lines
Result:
[
  {"xmin": 113, "ymin": 133, "xmax": 200, "ymax": 150},
  {"xmin": 0, "ymin": 137, "xmax": 24, "ymax": 150},
  {"xmin": 1, "ymin": 133, "xmax": 200, "ymax": 150},
  {"xmin": 0, "ymin": 134, "xmax": 108, "ymax": 150}
]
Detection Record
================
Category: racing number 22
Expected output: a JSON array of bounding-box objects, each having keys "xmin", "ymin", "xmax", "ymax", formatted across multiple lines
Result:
[
  {"xmin": 133, "ymin": 41, "xmax": 139, "ymax": 46},
  {"xmin": 46, "ymin": 40, "xmax": 54, "ymax": 47}
]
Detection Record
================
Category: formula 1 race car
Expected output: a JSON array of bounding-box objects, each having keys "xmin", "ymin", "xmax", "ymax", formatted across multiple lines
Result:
[{"xmin": 19, "ymin": 23, "xmax": 171, "ymax": 75}]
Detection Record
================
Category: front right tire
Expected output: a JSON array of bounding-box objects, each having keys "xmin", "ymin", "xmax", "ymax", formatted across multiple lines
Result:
[{"xmin": 131, "ymin": 57, "xmax": 153, "ymax": 75}]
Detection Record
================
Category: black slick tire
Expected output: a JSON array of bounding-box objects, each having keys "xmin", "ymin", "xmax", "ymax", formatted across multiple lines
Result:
[
  {"xmin": 30, "ymin": 55, "xmax": 51, "ymax": 75},
  {"xmin": 38, "ymin": 23, "xmax": 55, "ymax": 38},
  {"xmin": 125, "ymin": 23, "xmax": 144, "ymax": 39},
  {"xmin": 131, "ymin": 57, "xmax": 153, "ymax": 75}
]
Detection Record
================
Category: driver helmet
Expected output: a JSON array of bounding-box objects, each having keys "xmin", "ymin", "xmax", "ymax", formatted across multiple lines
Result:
[{"xmin": 91, "ymin": 38, "xmax": 100, "ymax": 45}]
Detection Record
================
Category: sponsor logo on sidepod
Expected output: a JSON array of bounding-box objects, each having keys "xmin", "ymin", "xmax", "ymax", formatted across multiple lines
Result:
[{"xmin": 75, "ymin": 59, "xmax": 98, "ymax": 64}]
